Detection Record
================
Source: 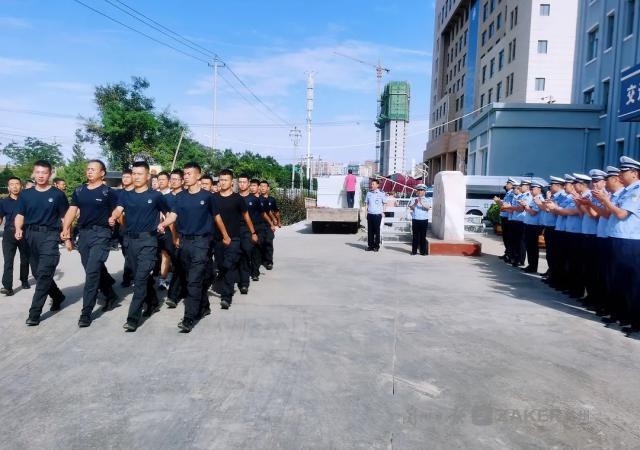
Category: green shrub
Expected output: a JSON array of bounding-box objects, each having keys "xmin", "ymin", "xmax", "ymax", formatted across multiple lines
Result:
[
  {"xmin": 486, "ymin": 203, "xmax": 501, "ymax": 225},
  {"xmin": 272, "ymin": 192, "xmax": 307, "ymax": 225}
]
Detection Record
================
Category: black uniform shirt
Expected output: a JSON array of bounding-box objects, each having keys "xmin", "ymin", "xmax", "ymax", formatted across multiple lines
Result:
[
  {"xmin": 213, "ymin": 192, "xmax": 247, "ymax": 238},
  {"xmin": 15, "ymin": 187, "xmax": 69, "ymax": 228},
  {"xmin": 0, "ymin": 196, "xmax": 19, "ymax": 229},
  {"xmin": 71, "ymin": 184, "xmax": 119, "ymax": 228},
  {"xmin": 262, "ymin": 195, "xmax": 279, "ymax": 213},
  {"xmin": 241, "ymin": 193, "xmax": 264, "ymax": 228},
  {"xmin": 172, "ymin": 189, "xmax": 219, "ymax": 236},
  {"xmin": 117, "ymin": 188, "xmax": 169, "ymax": 234}
]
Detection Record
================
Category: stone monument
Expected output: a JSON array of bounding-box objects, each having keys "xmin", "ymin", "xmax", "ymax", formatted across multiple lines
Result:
[{"xmin": 431, "ymin": 171, "xmax": 466, "ymax": 241}]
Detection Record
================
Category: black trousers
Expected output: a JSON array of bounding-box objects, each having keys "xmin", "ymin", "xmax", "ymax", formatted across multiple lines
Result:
[
  {"xmin": 565, "ymin": 232, "xmax": 584, "ymax": 297},
  {"xmin": 509, "ymin": 220, "xmax": 526, "ymax": 265},
  {"xmin": 214, "ymin": 238, "xmax": 242, "ymax": 303},
  {"xmin": 251, "ymin": 225, "xmax": 264, "ymax": 278},
  {"xmin": 580, "ymin": 234, "xmax": 598, "ymax": 300},
  {"xmin": 346, "ymin": 191, "xmax": 355, "ymax": 208},
  {"xmin": 125, "ymin": 234, "xmax": 158, "ymax": 325},
  {"xmin": 524, "ymin": 224, "xmax": 543, "ymax": 271},
  {"xmin": 77, "ymin": 227, "xmax": 113, "ymax": 317},
  {"xmin": 25, "ymin": 229, "xmax": 64, "ymax": 319},
  {"xmin": 367, "ymin": 213, "xmax": 382, "ymax": 250},
  {"xmin": 167, "ymin": 244, "xmax": 186, "ymax": 303},
  {"xmin": 611, "ymin": 238, "xmax": 640, "ymax": 326},
  {"xmin": 120, "ymin": 233, "xmax": 133, "ymax": 285},
  {"xmin": 179, "ymin": 235, "xmax": 211, "ymax": 321},
  {"xmin": 592, "ymin": 237, "xmax": 609, "ymax": 307},
  {"xmin": 501, "ymin": 217, "xmax": 511, "ymax": 257},
  {"xmin": 543, "ymin": 226, "xmax": 555, "ymax": 275},
  {"xmin": 2, "ymin": 229, "xmax": 29, "ymax": 289},
  {"xmin": 238, "ymin": 227, "xmax": 252, "ymax": 288},
  {"xmin": 260, "ymin": 226, "xmax": 274, "ymax": 266},
  {"xmin": 411, "ymin": 219, "xmax": 428, "ymax": 255}
]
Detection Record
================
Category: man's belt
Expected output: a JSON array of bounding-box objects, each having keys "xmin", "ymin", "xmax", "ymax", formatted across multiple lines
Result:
[
  {"xmin": 125, "ymin": 231, "xmax": 157, "ymax": 239},
  {"xmin": 26, "ymin": 225, "xmax": 60, "ymax": 232}
]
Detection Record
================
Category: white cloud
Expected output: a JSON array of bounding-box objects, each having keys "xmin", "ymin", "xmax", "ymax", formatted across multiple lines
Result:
[
  {"xmin": 0, "ymin": 57, "xmax": 47, "ymax": 75},
  {"xmin": 0, "ymin": 17, "xmax": 31, "ymax": 29}
]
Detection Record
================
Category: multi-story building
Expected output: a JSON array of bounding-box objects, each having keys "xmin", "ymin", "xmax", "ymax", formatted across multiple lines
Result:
[
  {"xmin": 425, "ymin": 0, "xmax": 579, "ymax": 183},
  {"xmin": 377, "ymin": 81, "xmax": 410, "ymax": 176},
  {"xmin": 572, "ymin": 0, "xmax": 640, "ymax": 164}
]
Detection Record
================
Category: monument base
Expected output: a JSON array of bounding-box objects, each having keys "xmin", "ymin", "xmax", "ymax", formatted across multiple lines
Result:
[{"xmin": 427, "ymin": 233, "xmax": 482, "ymax": 256}]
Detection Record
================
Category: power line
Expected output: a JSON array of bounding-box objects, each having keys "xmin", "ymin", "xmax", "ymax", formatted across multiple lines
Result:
[
  {"xmin": 102, "ymin": 0, "xmax": 215, "ymax": 60},
  {"xmin": 97, "ymin": 0, "xmax": 291, "ymax": 126},
  {"xmin": 71, "ymin": 0, "xmax": 210, "ymax": 64}
]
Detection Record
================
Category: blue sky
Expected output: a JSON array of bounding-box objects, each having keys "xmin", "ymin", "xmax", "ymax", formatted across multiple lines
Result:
[{"xmin": 0, "ymin": 0, "xmax": 434, "ymax": 169}]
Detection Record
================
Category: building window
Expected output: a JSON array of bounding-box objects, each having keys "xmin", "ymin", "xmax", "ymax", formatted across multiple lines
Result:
[
  {"xmin": 490, "ymin": 0, "xmax": 495, "ymax": 12},
  {"xmin": 625, "ymin": 0, "xmax": 636, "ymax": 36},
  {"xmin": 510, "ymin": 38, "xmax": 517, "ymax": 61},
  {"xmin": 540, "ymin": 4, "xmax": 550, "ymax": 16},
  {"xmin": 496, "ymin": 81, "xmax": 503, "ymax": 101},
  {"xmin": 617, "ymin": 139, "xmax": 625, "ymax": 158},
  {"xmin": 587, "ymin": 27, "xmax": 599, "ymax": 61},
  {"xmin": 480, "ymin": 93, "xmax": 485, "ymax": 107},
  {"xmin": 483, "ymin": 2, "xmax": 489, "ymax": 21},
  {"xmin": 602, "ymin": 79, "xmax": 610, "ymax": 111},
  {"xmin": 537, "ymin": 40, "xmax": 548, "ymax": 53},
  {"xmin": 489, "ymin": 22, "xmax": 495, "ymax": 38},
  {"xmin": 488, "ymin": 88, "xmax": 493, "ymax": 102},
  {"xmin": 535, "ymin": 77, "xmax": 546, "ymax": 91},
  {"xmin": 490, "ymin": 58, "xmax": 495, "ymax": 77},
  {"xmin": 482, "ymin": 30, "xmax": 487, "ymax": 45},
  {"xmin": 498, "ymin": 50, "xmax": 504, "ymax": 70},
  {"xmin": 606, "ymin": 13, "xmax": 615, "ymax": 49},
  {"xmin": 497, "ymin": 13, "xmax": 502, "ymax": 30},
  {"xmin": 507, "ymin": 73, "xmax": 514, "ymax": 95},
  {"xmin": 583, "ymin": 88, "xmax": 594, "ymax": 104}
]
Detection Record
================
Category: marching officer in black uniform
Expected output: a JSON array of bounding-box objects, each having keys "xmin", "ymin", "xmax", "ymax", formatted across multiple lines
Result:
[
  {"xmin": 61, "ymin": 160, "xmax": 119, "ymax": 327},
  {"xmin": 165, "ymin": 168, "xmax": 186, "ymax": 308},
  {"xmin": 214, "ymin": 169, "xmax": 258, "ymax": 309},
  {"xmin": 14, "ymin": 160, "xmax": 68, "ymax": 326},
  {"xmin": 0, "ymin": 176, "xmax": 30, "ymax": 296},
  {"xmin": 258, "ymin": 180, "xmax": 278, "ymax": 270},
  {"xmin": 108, "ymin": 161, "xmax": 170, "ymax": 331},
  {"xmin": 158, "ymin": 162, "xmax": 230, "ymax": 332}
]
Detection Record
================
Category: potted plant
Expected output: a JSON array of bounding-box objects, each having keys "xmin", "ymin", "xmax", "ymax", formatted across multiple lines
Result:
[{"xmin": 486, "ymin": 203, "xmax": 502, "ymax": 235}]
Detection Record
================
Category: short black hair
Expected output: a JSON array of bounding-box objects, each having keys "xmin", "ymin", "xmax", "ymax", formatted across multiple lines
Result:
[
  {"xmin": 371, "ymin": 178, "xmax": 380, "ymax": 184},
  {"xmin": 200, "ymin": 174, "xmax": 213, "ymax": 183},
  {"xmin": 87, "ymin": 159, "xmax": 107, "ymax": 173},
  {"xmin": 348, "ymin": 169, "xmax": 353, "ymax": 174},
  {"xmin": 132, "ymin": 161, "xmax": 150, "ymax": 171},
  {"xmin": 53, "ymin": 177, "xmax": 65, "ymax": 184},
  {"xmin": 212, "ymin": 180, "xmax": 218, "ymax": 186},
  {"xmin": 157, "ymin": 171, "xmax": 170, "ymax": 179},
  {"xmin": 170, "ymin": 168, "xmax": 184, "ymax": 178},
  {"xmin": 238, "ymin": 173, "xmax": 250, "ymax": 181},
  {"xmin": 7, "ymin": 176, "xmax": 21, "ymax": 183},
  {"xmin": 122, "ymin": 169, "xmax": 132, "ymax": 175},
  {"xmin": 259, "ymin": 180, "xmax": 270, "ymax": 186},
  {"xmin": 183, "ymin": 162, "xmax": 202, "ymax": 173},
  {"xmin": 33, "ymin": 160, "xmax": 52, "ymax": 171},
  {"xmin": 219, "ymin": 168, "xmax": 234, "ymax": 178},
  {"xmin": 250, "ymin": 178, "xmax": 260, "ymax": 185}
]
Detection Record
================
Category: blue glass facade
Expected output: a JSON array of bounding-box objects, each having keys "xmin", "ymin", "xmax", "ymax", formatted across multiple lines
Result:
[{"xmin": 572, "ymin": 0, "xmax": 640, "ymax": 165}]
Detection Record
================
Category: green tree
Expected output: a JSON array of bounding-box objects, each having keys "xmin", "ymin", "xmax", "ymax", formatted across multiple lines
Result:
[
  {"xmin": 84, "ymin": 76, "xmax": 159, "ymax": 170},
  {"xmin": 56, "ymin": 129, "xmax": 89, "ymax": 196},
  {"xmin": 1, "ymin": 137, "xmax": 64, "ymax": 180}
]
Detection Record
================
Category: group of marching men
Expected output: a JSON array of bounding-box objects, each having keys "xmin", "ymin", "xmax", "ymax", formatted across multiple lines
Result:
[
  {"xmin": 495, "ymin": 155, "xmax": 640, "ymax": 334},
  {"xmin": 0, "ymin": 158, "xmax": 281, "ymax": 332}
]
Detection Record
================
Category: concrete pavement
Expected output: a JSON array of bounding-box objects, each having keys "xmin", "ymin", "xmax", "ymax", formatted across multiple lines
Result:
[{"xmin": 1, "ymin": 225, "xmax": 640, "ymax": 449}]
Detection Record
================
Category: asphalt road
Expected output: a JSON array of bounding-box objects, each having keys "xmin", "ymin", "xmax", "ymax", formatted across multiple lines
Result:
[{"xmin": 1, "ymin": 225, "xmax": 639, "ymax": 449}]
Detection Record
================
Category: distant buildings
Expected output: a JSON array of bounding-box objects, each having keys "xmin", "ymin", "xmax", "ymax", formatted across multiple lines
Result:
[
  {"xmin": 377, "ymin": 81, "xmax": 410, "ymax": 176},
  {"xmin": 425, "ymin": 0, "xmax": 580, "ymax": 182}
]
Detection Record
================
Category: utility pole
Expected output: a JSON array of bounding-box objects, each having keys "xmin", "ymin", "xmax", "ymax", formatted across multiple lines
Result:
[
  {"xmin": 289, "ymin": 126, "xmax": 301, "ymax": 189},
  {"xmin": 306, "ymin": 71, "xmax": 315, "ymax": 190},
  {"xmin": 208, "ymin": 57, "xmax": 225, "ymax": 150}
]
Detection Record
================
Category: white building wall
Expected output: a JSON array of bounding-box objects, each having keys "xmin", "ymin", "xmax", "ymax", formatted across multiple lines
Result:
[{"xmin": 525, "ymin": 0, "xmax": 579, "ymax": 103}]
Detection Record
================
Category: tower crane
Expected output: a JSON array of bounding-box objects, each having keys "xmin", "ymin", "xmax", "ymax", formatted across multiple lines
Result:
[{"xmin": 334, "ymin": 51, "xmax": 392, "ymax": 173}]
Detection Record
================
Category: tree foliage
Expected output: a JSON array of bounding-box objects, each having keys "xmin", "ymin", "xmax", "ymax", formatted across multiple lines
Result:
[
  {"xmin": 55, "ymin": 129, "xmax": 89, "ymax": 197},
  {"xmin": 1, "ymin": 137, "xmax": 64, "ymax": 180}
]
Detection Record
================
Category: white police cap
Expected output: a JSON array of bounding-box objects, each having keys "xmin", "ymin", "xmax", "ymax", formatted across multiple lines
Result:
[
  {"xmin": 605, "ymin": 166, "xmax": 621, "ymax": 177},
  {"xmin": 549, "ymin": 176, "xmax": 564, "ymax": 184},
  {"xmin": 588, "ymin": 169, "xmax": 607, "ymax": 181},
  {"xmin": 564, "ymin": 174, "xmax": 576, "ymax": 182},
  {"xmin": 415, "ymin": 183, "xmax": 427, "ymax": 190},
  {"xmin": 572, "ymin": 173, "xmax": 592, "ymax": 183},
  {"xmin": 619, "ymin": 156, "xmax": 640, "ymax": 170},
  {"xmin": 511, "ymin": 179, "xmax": 521, "ymax": 186}
]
